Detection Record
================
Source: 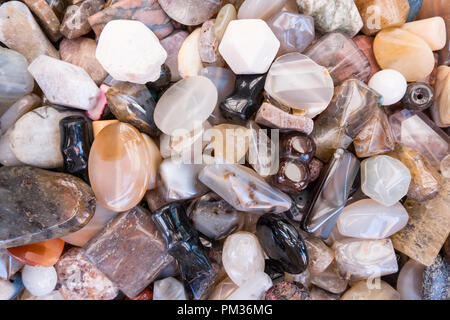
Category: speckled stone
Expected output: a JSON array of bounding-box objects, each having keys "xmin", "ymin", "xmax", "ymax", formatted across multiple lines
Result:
[
  {"xmin": 157, "ymin": 0, "xmax": 221, "ymax": 26},
  {"xmin": 421, "ymin": 255, "xmax": 449, "ymax": 300},
  {"xmin": 23, "ymin": 0, "xmax": 63, "ymax": 42},
  {"xmin": 60, "ymin": 0, "xmax": 104, "ymax": 39},
  {"xmin": 265, "ymin": 281, "xmax": 310, "ymax": 300}
]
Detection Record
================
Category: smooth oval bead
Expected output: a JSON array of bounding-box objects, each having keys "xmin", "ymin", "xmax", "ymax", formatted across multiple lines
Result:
[
  {"xmin": 368, "ymin": 69, "xmax": 407, "ymax": 106},
  {"xmin": 397, "ymin": 259, "xmax": 424, "ymax": 300},
  {"xmin": 88, "ymin": 122, "xmax": 151, "ymax": 212}
]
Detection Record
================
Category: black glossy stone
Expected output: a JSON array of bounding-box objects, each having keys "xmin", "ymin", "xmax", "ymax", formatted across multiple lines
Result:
[
  {"xmin": 401, "ymin": 82, "xmax": 434, "ymax": 111},
  {"xmin": 256, "ymin": 213, "xmax": 308, "ymax": 274},
  {"xmin": 219, "ymin": 74, "xmax": 266, "ymax": 124},
  {"xmin": 264, "ymin": 259, "xmax": 285, "ymax": 285},
  {"xmin": 286, "ymin": 189, "xmax": 313, "ymax": 222},
  {"xmin": 279, "ymin": 131, "xmax": 316, "ymax": 163},
  {"xmin": 146, "ymin": 64, "xmax": 172, "ymax": 92},
  {"xmin": 152, "ymin": 203, "xmax": 218, "ymax": 300},
  {"xmin": 422, "ymin": 255, "xmax": 450, "ymax": 300},
  {"xmin": 59, "ymin": 116, "xmax": 91, "ymax": 183}
]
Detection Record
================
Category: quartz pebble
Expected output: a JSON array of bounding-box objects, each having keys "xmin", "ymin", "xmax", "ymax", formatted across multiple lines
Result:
[
  {"xmin": 21, "ymin": 265, "xmax": 57, "ymax": 297},
  {"xmin": 96, "ymin": 20, "xmax": 167, "ymax": 84},
  {"xmin": 214, "ymin": 4, "xmax": 236, "ymax": 41},
  {"xmin": 178, "ymin": 28, "xmax": 204, "ymax": 79},
  {"xmin": 209, "ymin": 277, "xmax": 238, "ymax": 300},
  {"xmin": 341, "ymin": 280, "xmax": 400, "ymax": 300},
  {"xmin": 199, "ymin": 20, "xmax": 224, "ymax": 67},
  {"xmin": 226, "ymin": 272, "xmax": 272, "ymax": 300},
  {"xmin": 368, "ymin": 70, "xmax": 407, "ymax": 106},
  {"xmin": 238, "ymin": 0, "xmax": 287, "ymax": 20},
  {"xmin": 396, "ymin": 259, "xmax": 424, "ymax": 300},
  {"xmin": 310, "ymin": 263, "xmax": 348, "ymax": 294},
  {"xmin": 154, "ymin": 277, "xmax": 187, "ymax": 300},
  {"xmin": 60, "ymin": 0, "xmax": 104, "ymax": 39},
  {"xmin": 158, "ymin": 0, "xmax": 221, "ymax": 26}
]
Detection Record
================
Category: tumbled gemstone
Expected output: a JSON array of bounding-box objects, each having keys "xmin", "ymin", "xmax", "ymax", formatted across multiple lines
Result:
[
  {"xmin": 237, "ymin": 0, "xmax": 286, "ymax": 20},
  {"xmin": 21, "ymin": 265, "xmax": 57, "ymax": 297},
  {"xmin": 92, "ymin": 120, "xmax": 119, "ymax": 137},
  {"xmin": 310, "ymin": 287, "xmax": 340, "ymax": 300},
  {"xmin": 227, "ymin": 272, "xmax": 272, "ymax": 300},
  {"xmin": 341, "ymin": 280, "xmax": 400, "ymax": 300},
  {"xmin": 198, "ymin": 163, "xmax": 292, "ymax": 214},
  {"xmin": 431, "ymin": 66, "xmax": 450, "ymax": 127},
  {"xmin": 154, "ymin": 76, "xmax": 218, "ymax": 135},
  {"xmin": 199, "ymin": 19, "xmax": 224, "ymax": 67},
  {"xmin": 214, "ymin": 4, "xmax": 236, "ymax": 41},
  {"xmin": 23, "ymin": 0, "xmax": 63, "ymax": 42},
  {"xmin": 264, "ymin": 53, "xmax": 334, "ymax": 117},
  {"xmin": 209, "ymin": 277, "xmax": 238, "ymax": 300},
  {"xmin": 407, "ymin": 0, "xmax": 423, "ymax": 21},
  {"xmin": 222, "ymin": 232, "xmax": 265, "ymax": 286},
  {"xmin": 178, "ymin": 28, "xmax": 204, "ymax": 78},
  {"xmin": 0, "ymin": 94, "xmax": 40, "ymax": 136},
  {"xmin": 88, "ymin": 122, "xmax": 151, "ymax": 212},
  {"xmin": 0, "ymin": 276, "xmax": 23, "ymax": 300},
  {"xmin": 271, "ymin": 158, "xmax": 310, "ymax": 193},
  {"xmin": 396, "ymin": 259, "xmax": 424, "ymax": 300},
  {"xmin": 297, "ymin": 231, "xmax": 334, "ymax": 275},
  {"xmin": 368, "ymin": 69, "xmax": 407, "ymax": 106},
  {"xmin": 279, "ymin": 131, "xmax": 316, "ymax": 163},
  {"xmin": 60, "ymin": 0, "xmax": 104, "ymax": 39},
  {"xmin": 7, "ymin": 239, "xmax": 64, "ymax": 267},
  {"xmin": 401, "ymin": 17, "xmax": 446, "ymax": 51},
  {"xmin": 207, "ymin": 123, "xmax": 249, "ymax": 163},
  {"xmin": 401, "ymin": 82, "xmax": 434, "ymax": 111},
  {"xmin": 199, "ymin": 67, "xmax": 236, "ymax": 103},
  {"xmin": 158, "ymin": 0, "xmax": 221, "ymax": 26},
  {"xmin": 310, "ymin": 263, "xmax": 348, "ymax": 294},
  {"xmin": 154, "ymin": 277, "xmax": 187, "ymax": 300},
  {"xmin": 218, "ymin": 19, "xmax": 280, "ymax": 75},
  {"xmin": 265, "ymin": 281, "xmax": 310, "ymax": 300},
  {"xmin": 160, "ymin": 31, "xmax": 189, "ymax": 82},
  {"xmin": 441, "ymin": 155, "xmax": 450, "ymax": 178},
  {"xmin": 352, "ymin": 35, "xmax": 381, "ymax": 80},
  {"xmin": 0, "ymin": 249, "xmax": 23, "ymax": 280}
]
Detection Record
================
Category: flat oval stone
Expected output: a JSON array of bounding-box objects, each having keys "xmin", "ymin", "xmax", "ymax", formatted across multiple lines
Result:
[
  {"xmin": 264, "ymin": 53, "xmax": 334, "ymax": 117},
  {"xmin": 256, "ymin": 214, "xmax": 308, "ymax": 274},
  {"xmin": 7, "ymin": 239, "xmax": 65, "ymax": 267},
  {"xmin": 157, "ymin": 0, "xmax": 221, "ymax": 26},
  {"xmin": 0, "ymin": 166, "xmax": 95, "ymax": 248},
  {"xmin": 222, "ymin": 232, "xmax": 265, "ymax": 286},
  {"xmin": 154, "ymin": 76, "xmax": 218, "ymax": 135},
  {"xmin": 88, "ymin": 122, "xmax": 151, "ymax": 212},
  {"xmin": 397, "ymin": 259, "xmax": 424, "ymax": 300},
  {"xmin": 337, "ymin": 199, "xmax": 409, "ymax": 239},
  {"xmin": 178, "ymin": 28, "xmax": 204, "ymax": 79}
]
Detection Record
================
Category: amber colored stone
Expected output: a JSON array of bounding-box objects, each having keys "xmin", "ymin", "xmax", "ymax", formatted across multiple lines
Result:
[
  {"xmin": 353, "ymin": 35, "xmax": 381, "ymax": 80},
  {"xmin": 92, "ymin": 120, "xmax": 119, "ymax": 137},
  {"xmin": 355, "ymin": 0, "xmax": 409, "ymax": 35},
  {"xmin": 88, "ymin": 122, "xmax": 151, "ymax": 212},
  {"xmin": 7, "ymin": 239, "xmax": 65, "ymax": 267},
  {"xmin": 373, "ymin": 27, "xmax": 435, "ymax": 82}
]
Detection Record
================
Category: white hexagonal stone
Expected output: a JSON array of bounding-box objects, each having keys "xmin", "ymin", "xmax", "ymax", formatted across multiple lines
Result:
[
  {"xmin": 361, "ymin": 155, "xmax": 411, "ymax": 207},
  {"xmin": 96, "ymin": 20, "xmax": 167, "ymax": 84},
  {"xmin": 218, "ymin": 19, "xmax": 280, "ymax": 75}
]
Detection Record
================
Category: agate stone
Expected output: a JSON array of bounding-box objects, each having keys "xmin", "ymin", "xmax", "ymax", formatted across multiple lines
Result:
[
  {"xmin": 7, "ymin": 238, "xmax": 64, "ymax": 268},
  {"xmin": 178, "ymin": 28, "xmax": 203, "ymax": 79},
  {"xmin": 157, "ymin": 0, "xmax": 221, "ymax": 26},
  {"xmin": 60, "ymin": 0, "xmax": 104, "ymax": 39}
]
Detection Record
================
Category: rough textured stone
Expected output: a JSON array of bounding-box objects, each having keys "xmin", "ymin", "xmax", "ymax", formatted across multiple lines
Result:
[
  {"xmin": 23, "ymin": 0, "xmax": 63, "ymax": 41},
  {"xmin": 341, "ymin": 280, "xmax": 400, "ymax": 300},
  {"xmin": 199, "ymin": 19, "xmax": 224, "ymax": 67},
  {"xmin": 421, "ymin": 255, "xmax": 449, "ymax": 300},
  {"xmin": 60, "ymin": 0, "xmax": 104, "ymax": 39},
  {"xmin": 265, "ymin": 281, "xmax": 310, "ymax": 300}
]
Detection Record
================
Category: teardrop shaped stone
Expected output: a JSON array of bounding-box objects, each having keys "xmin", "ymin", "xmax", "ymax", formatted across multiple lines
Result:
[{"xmin": 7, "ymin": 239, "xmax": 65, "ymax": 267}]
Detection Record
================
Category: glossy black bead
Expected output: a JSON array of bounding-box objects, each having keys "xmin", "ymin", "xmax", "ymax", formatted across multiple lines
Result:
[
  {"xmin": 401, "ymin": 82, "xmax": 434, "ymax": 111},
  {"xmin": 152, "ymin": 203, "xmax": 218, "ymax": 300},
  {"xmin": 59, "ymin": 115, "xmax": 91, "ymax": 183},
  {"xmin": 256, "ymin": 213, "xmax": 308, "ymax": 274},
  {"xmin": 264, "ymin": 259, "xmax": 286, "ymax": 285},
  {"xmin": 219, "ymin": 74, "xmax": 266, "ymax": 124}
]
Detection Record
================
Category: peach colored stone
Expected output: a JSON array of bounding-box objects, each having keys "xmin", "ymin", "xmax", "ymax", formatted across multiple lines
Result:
[
  {"xmin": 401, "ymin": 17, "xmax": 447, "ymax": 51},
  {"xmin": 92, "ymin": 120, "xmax": 119, "ymax": 137},
  {"xmin": 7, "ymin": 239, "xmax": 65, "ymax": 267}
]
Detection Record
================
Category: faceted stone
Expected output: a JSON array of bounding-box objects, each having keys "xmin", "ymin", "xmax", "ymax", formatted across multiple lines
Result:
[
  {"xmin": 83, "ymin": 207, "xmax": 173, "ymax": 298},
  {"xmin": 0, "ymin": 94, "xmax": 40, "ymax": 136},
  {"xmin": 310, "ymin": 263, "xmax": 348, "ymax": 294},
  {"xmin": 219, "ymin": 74, "xmax": 266, "ymax": 124},
  {"xmin": 199, "ymin": 163, "xmax": 292, "ymax": 214},
  {"xmin": 209, "ymin": 277, "xmax": 238, "ymax": 300},
  {"xmin": 154, "ymin": 76, "xmax": 217, "ymax": 135},
  {"xmin": 267, "ymin": 12, "xmax": 314, "ymax": 56},
  {"xmin": 0, "ymin": 249, "xmax": 23, "ymax": 280},
  {"xmin": 22, "ymin": 265, "xmax": 57, "ymax": 297},
  {"xmin": 355, "ymin": 0, "xmax": 410, "ymax": 35},
  {"xmin": 152, "ymin": 203, "xmax": 218, "ymax": 300},
  {"xmin": 264, "ymin": 53, "xmax": 334, "ymax": 117},
  {"xmin": 353, "ymin": 35, "xmax": 381, "ymax": 80},
  {"xmin": 61, "ymin": 201, "xmax": 118, "ymax": 247},
  {"xmin": 402, "ymin": 82, "xmax": 434, "ymax": 111},
  {"xmin": 218, "ymin": 19, "xmax": 280, "ymax": 75},
  {"xmin": 311, "ymin": 79, "xmax": 379, "ymax": 162},
  {"xmin": 256, "ymin": 214, "xmax": 308, "ymax": 274},
  {"xmin": 265, "ymin": 281, "xmax": 310, "ymax": 300},
  {"xmin": 0, "ymin": 166, "xmax": 95, "ymax": 248},
  {"xmin": 227, "ymin": 272, "xmax": 272, "ymax": 300},
  {"xmin": 333, "ymin": 238, "xmax": 398, "ymax": 280},
  {"xmin": 389, "ymin": 110, "xmax": 449, "ymax": 170},
  {"xmin": 431, "ymin": 66, "xmax": 450, "ymax": 127},
  {"xmin": 373, "ymin": 27, "xmax": 435, "ymax": 82},
  {"xmin": 96, "ymin": 20, "xmax": 167, "ymax": 84},
  {"xmin": 0, "ymin": 48, "xmax": 34, "ymax": 115},
  {"xmin": 422, "ymin": 255, "xmax": 450, "ymax": 300},
  {"xmin": 59, "ymin": 38, "xmax": 107, "ymax": 86},
  {"xmin": 392, "ymin": 179, "xmax": 450, "ymax": 266},
  {"xmin": 199, "ymin": 67, "xmax": 236, "ymax": 103},
  {"xmin": 401, "ymin": 17, "xmax": 446, "ymax": 51},
  {"xmin": 214, "ymin": 4, "xmax": 236, "ymax": 41},
  {"xmin": 158, "ymin": 0, "xmax": 221, "ymax": 26},
  {"xmin": 160, "ymin": 31, "xmax": 189, "ymax": 82},
  {"xmin": 7, "ymin": 239, "xmax": 64, "ymax": 267},
  {"xmin": 341, "ymin": 280, "xmax": 400, "ymax": 300},
  {"xmin": 354, "ymin": 107, "xmax": 395, "ymax": 158},
  {"xmin": 361, "ymin": 155, "xmax": 411, "ymax": 207},
  {"xmin": 106, "ymin": 82, "xmax": 158, "ymax": 137},
  {"xmin": 55, "ymin": 248, "xmax": 119, "ymax": 300},
  {"xmin": 298, "ymin": 230, "xmax": 334, "ymax": 275},
  {"xmin": 60, "ymin": 0, "xmax": 104, "ymax": 39},
  {"xmin": 301, "ymin": 149, "xmax": 360, "ymax": 239},
  {"xmin": 153, "ymin": 277, "xmax": 187, "ymax": 300},
  {"xmin": 237, "ymin": 0, "xmax": 286, "ymax": 20},
  {"xmin": 0, "ymin": 276, "xmax": 23, "ymax": 300},
  {"xmin": 304, "ymin": 33, "xmax": 371, "ymax": 87},
  {"xmin": 441, "ymin": 155, "xmax": 450, "ymax": 179},
  {"xmin": 22, "ymin": 0, "xmax": 62, "ymax": 41},
  {"xmin": 0, "ymin": 1, "xmax": 59, "ymax": 63},
  {"xmin": 396, "ymin": 259, "xmax": 424, "ymax": 300},
  {"xmin": 222, "ymin": 232, "xmax": 265, "ymax": 286},
  {"xmin": 393, "ymin": 144, "xmax": 441, "ymax": 202},
  {"xmin": 199, "ymin": 20, "xmax": 224, "ymax": 67},
  {"xmin": 92, "ymin": 119, "xmax": 118, "ymax": 137},
  {"xmin": 310, "ymin": 286, "xmax": 340, "ymax": 300},
  {"xmin": 255, "ymin": 103, "xmax": 314, "ymax": 135},
  {"xmin": 337, "ymin": 199, "xmax": 408, "ymax": 239},
  {"xmin": 178, "ymin": 28, "xmax": 204, "ymax": 79},
  {"xmin": 88, "ymin": 0, "xmax": 173, "ymax": 39},
  {"xmin": 271, "ymin": 158, "xmax": 310, "ymax": 193},
  {"xmin": 407, "ymin": 0, "xmax": 423, "ymax": 22},
  {"xmin": 29, "ymin": 55, "xmax": 101, "ymax": 111},
  {"xmin": 208, "ymin": 123, "xmax": 249, "ymax": 164},
  {"xmin": 296, "ymin": 0, "xmax": 363, "ymax": 37},
  {"xmin": 368, "ymin": 70, "xmax": 407, "ymax": 106},
  {"xmin": 88, "ymin": 122, "xmax": 151, "ymax": 212}
]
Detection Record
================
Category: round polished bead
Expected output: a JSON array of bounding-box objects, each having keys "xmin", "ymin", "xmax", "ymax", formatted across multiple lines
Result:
[{"xmin": 368, "ymin": 69, "xmax": 407, "ymax": 106}]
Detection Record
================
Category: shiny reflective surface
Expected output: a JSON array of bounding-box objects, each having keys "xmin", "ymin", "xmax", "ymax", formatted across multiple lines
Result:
[{"xmin": 7, "ymin": 239, "xmax": 65, "ymax": 267}]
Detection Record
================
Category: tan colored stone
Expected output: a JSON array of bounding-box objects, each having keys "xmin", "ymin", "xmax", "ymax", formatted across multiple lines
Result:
[
  {"xmin": 178, "ymin": 28, "xmax": 203, "ymax": 78},
  {"xmin": 401, "ymin": 17, "xmax": 447, "ymax": 51}
]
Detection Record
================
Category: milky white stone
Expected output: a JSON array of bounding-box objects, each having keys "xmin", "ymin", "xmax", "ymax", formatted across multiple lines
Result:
[
  {"xmin": 28, "ymin": 55, "xmax": 100, "ymax": 110},
  {"xmin": 264, "ymin": 52, "xmax": 334, "ymax": 117},
  {"xmin": 337, "ymin": 199, "xmax": 409, "ymax": 240},
  {"xmin": 361, "ymin": 155, "xmax": 411, "ymax": 207},
  {"xmin": 238, "ymin": 0, "xmax": 287, "ymax": 20},
  {"xmin": 153, "ymin": 277, "xmax": 187, "ymax": 300},
  {"xmin": 178, "ymin": 28, "xmax": 203, "ymax": 79},
  {"xmin": 0, "ymin": 279, "xmax": 18, "ymax": 300},
  {"xmin": 368, "ymin": 70, "xmax": 407, "ymax": 106},
  {"xmin": 341, "ymin": 280, "xmax": 400, "ymax": 300},
  {"xmin": 96, "ymin": 20, "xmax": 167, "ymax": 84},
  {"xmin": 396, "ymin": 259, "xmax": 424, "ymax": 300},
  {"xmin": 154, "ymin": 76, "xmax": 217, "ymax": 135},
  {"xmin": 218, "ymin": 19, "xmax": 280, "ymax": 75},
  {"xmin": 209, "ymin": 277, "xmax": 239, "ymax": 300},
  {"xmin": 222, "ymin": 232, "xmax": 265, "ymax": 286},
  {"xmin": 21, "ymin": 265, "xmax": 57, "ymax": 297},
  {"xmin": 226, "ymin": 272, "xmax": 272, "ymax": 300}
]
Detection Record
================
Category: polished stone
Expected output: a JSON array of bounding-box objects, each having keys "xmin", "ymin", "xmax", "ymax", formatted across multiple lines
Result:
[
  {"xmin": 208, "ymin": 123, "xmax": 249, "ymax": 163},
  {"xmin": 353, "ymin": 35, "xmax": 381, "ymax": 80},
  {"xmin": 0, "ymin": 94, "xmax": 40, "ymax": 136},
  {"xmin": 23, "ymin": 0, "xmax": 63, "ymax": 41},
  {"xmin": 298, "ymin": 230, "xmax": 334, "ymax": 275},
  {"xmin": 214, "ymin": 4, "xmax": 236, "ymax": 41},
  {"xmin": 368, "ymin": 69, "xmax": 407, "ymax": 106},
  {"xmin": 341, "ymin": 280, "xmax": 400, "ymax": 300},
  {"xmin": 226, "ymin": 272, "xmax": 272, "ymax": 300},
  {"xmin": 209, "ymin": 277, "xmax": 238, "ymax": 300},
  {"xmin": 157, "ymin": 0, "xmax": 221, "ymax": 26},
  {"xmin": 0, "ymin": 249, "xmax": 23, "ymax": 280},
  {"xmin": 397, "ymin": 259, "xmax": 424, "ymax": 300},
  {"xmin": 407, "ymin": 0, "xmax": 423, "ymax": 21},
  {"xmin": 271, "ymin": 157, "xmax": 310, "ymax": 193},
  {"xmin": 238, "ymin": 0, "xmax": 286, "ymax": 20},
  {"xmin": 160, "ymin": 31, "xmax": 189, "ymax": 82},
  {"xmin": 431, "ymin": 66, "xmax": 450, "ymax": 127},
  {"xmin": 21, "ymin": 265, "xmax": 57, "ymax": 297},
  {"xmin": 199, "ymin": 67, "xmax": 236, "ymax": 103},
  {"xmin": 60, "ymin": 0, "xmax": 104, "ymax": 39},
  {"xmin": 153, "ymin": 277, "xmax": 187, "ymax": 300},
  {"xmin": 178, "ymin": 28, "xmax": 203, "ymax": 78},
  {"xmin": 402, "ymin": 82, "xmax": 434, "ymax": 111},
  {"xmin": 7, "ymin": 238, "xmax": 64, "ymax": 268},
  {"xmin": 199, "ymin": 20, "xmax": 224, "ymax": 67},
  {"xmin": 401, "ymin": 17, "xmax": 447, "ymax": 51},
  {"xmin": 310, "ymin": 263, "xmax": 348, "ymax": 294}
]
